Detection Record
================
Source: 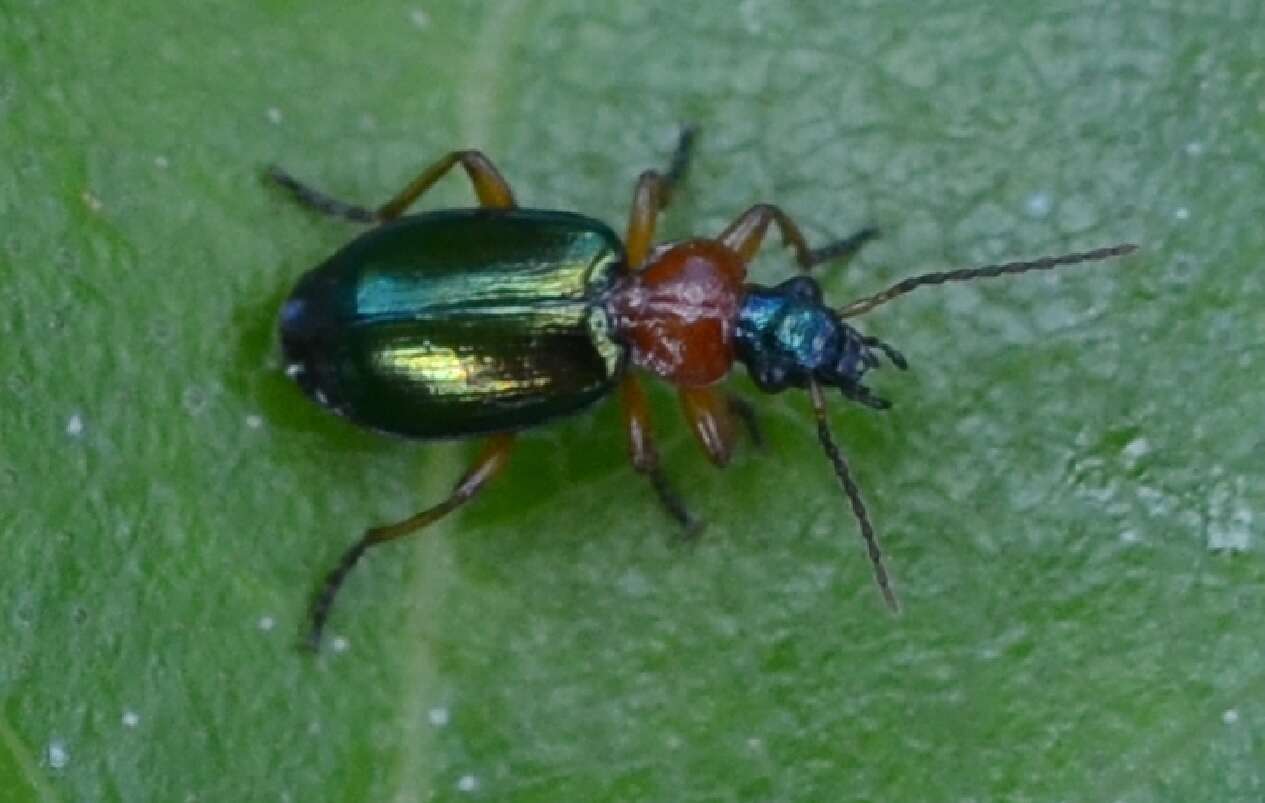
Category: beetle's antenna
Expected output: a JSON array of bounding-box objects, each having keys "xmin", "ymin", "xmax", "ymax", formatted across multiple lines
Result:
[
  {"xmin": 808, "ymin": 381, "xmax": 900, "ymax": 613},
  {"xmin": 837, "ymin": 243, "xmax": 1137, "ymax": 318}
]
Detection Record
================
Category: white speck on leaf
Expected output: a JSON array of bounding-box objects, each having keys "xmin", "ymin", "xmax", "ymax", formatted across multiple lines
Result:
[
  {"xmin": 81, "ymin": 190, "xmax": 102, "ymax": 212},
  {"xmin": 1024, "ymin": 191, "xmax": 1052, "ymax": 218},
  {"xmin": 122, "ymin": 710, "xmax": 140, "ymax": 728},
  {"xmin": 155, "ymin": 155, "xmax": 169, "ymax": 169},
  {"xmin": 1207, "ymin": 475, "xmax": 1254, "ymax": 552},
  {"xmin": 66, "ymin": 413, "xmax": 84, "ymax": 437},
  {"xmin": 457, "ymin": 775, "xmax": 479, "ymax": 793},
  {"xmin": 1184, "ymin": 141, "xmax": 1204, "ymax": 156},
  {"xmin": 1175, "ymin": 207, "xmax": 1190, "ymax": 221},
  {"xmin": 409, "ymin": 8, "xmax": 430, "ymax": 28},
  {"xmin": 245, "ymin": 414, "xmax": 264, "ymax": 430},
  {"xmin": 267, "ymin": 107, "xmax": 283, "ymax": 124},
  {"xmin": 258, "ymin": 615, "xmax": 275, "ymax": 632},
  {"xmin": 428, "ymin": 707, "xmax": 450, "ymax": 727},
  {"xmin": 46, "ymin": 740, "xmax": 68, "ymax": 769},
  {"xmin": 1223, "ymin": 708, "xmax": 1240, "ymax": 724},
  {"xmin": 1122, "ymin": 437, "xmax": 1150, "ymax": 464},
  {"xmin": 331, "ymin": 636, "xmax": 349, "ymax": 653}
]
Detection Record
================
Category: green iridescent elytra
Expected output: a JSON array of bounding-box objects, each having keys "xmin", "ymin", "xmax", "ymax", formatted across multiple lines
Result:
[{"xmin": 280, "ymin": 209, "xmax": 628, "ymax": 438}]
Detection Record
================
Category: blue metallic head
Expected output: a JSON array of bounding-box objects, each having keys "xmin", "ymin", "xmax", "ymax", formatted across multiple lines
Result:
[{"xmin": 735, "ymin": 276, "xmax": 907, "ymax": 408}]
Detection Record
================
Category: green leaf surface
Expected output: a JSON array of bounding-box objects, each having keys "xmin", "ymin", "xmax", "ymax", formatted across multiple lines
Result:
[{"xmin": 3, "ymin": 1, "xmax": 1264, "ymax": 800}]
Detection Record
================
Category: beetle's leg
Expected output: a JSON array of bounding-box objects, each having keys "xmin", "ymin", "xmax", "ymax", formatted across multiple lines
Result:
[
  {"xmin": 266, "ymin": 167, "xmax": 377, "ymax": 223},
  {"xmin": 726, "ymin": 392, "xmax": 764, "ymax": 449},
  {"xmin": 620, "ymin": 375, "xmax": 700, "ymax": 534},
  {"xmin": 720, "ymin": 204, "xmax": 814, "ymax": 266},
  {"xmin": 803, "ymin": 226, "xmax": 879, "ymax": 271},
  {"xmin": 377, "ymin": 150, "xmax": 515, "ymax": 219},
  {"xmin": 679, "ymin": 386, "xmax": 738, "ymax": 467},
  {"xmin": 267, "ymin": 150, "xmax": 515, "ymax": 225},
  {"xmin": 625, "ymin": 172, "xmax": 668, "ymax": 270},
  {"xmin": 663, "ymin": 125, "xmax": 698, "ymax": 191},
  {"xmin": 307, "ymin": 433, "xmax": 515, "ymax": 649},
  {"xmin": 625, "ymin": 126, "xmax": 698, "ymax": 269},
  {"xmin": 719, "ymin": 205, "xmax": 878, "ymax": 273}
]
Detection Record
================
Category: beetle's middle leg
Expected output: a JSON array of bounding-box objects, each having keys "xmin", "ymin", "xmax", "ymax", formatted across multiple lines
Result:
[
  {"xmin": 620, "ymin": 375, "xmax": 700, "ymax": 535},
  {"xmin": 624, "ymin": 126, "xmax": 698, "ymax": 269},
  {"xmin": 268, "ymin": 150, "xmax": 516, "ymax": 224},
  {"xmin": 306, "ymin": 433, "xmax": 515, "ymax": 649}
]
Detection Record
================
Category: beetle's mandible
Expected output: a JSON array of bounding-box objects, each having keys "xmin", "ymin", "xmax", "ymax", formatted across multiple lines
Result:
[{"xmin": 269, "ymin": 128, "xmax": 1137, "ymax": 649}]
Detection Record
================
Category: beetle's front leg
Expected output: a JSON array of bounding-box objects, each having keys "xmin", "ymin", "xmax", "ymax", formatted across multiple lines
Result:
[
  {"xmin": 719, "ymin": 204, "xmax": 878, "ymax": 273},
  {"xmin": 725, "ymin": 392, "xmax": 764, "ymax": 449},
  {"xmin": 678, "ymin": 386, "xmax": 738, "ymax": 467},
  {"xmin": 619, "ymin": 376, "xmax": 700, "ymax": 535}
]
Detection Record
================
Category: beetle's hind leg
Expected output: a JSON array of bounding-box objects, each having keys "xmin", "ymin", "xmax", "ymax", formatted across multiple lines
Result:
[
  {"xmin": 306, "ymin": 434, "xmax": 515, "ymax": 650},
  {"xmin": 377, "ymin": 150, "xmax": 515, "ymax": 219},
  {"xmin": 267, "ymin": 166, "xmax": 377, "ymax": 223},
  {"xmin": 269, "ymin": 150, "xmax": 516, "ymax": 224}
]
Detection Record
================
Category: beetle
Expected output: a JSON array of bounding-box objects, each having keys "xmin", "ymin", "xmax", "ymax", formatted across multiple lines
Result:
[{"xmin": 269, "ymin": 128, "xmax": 1136, "ymax": 649}]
